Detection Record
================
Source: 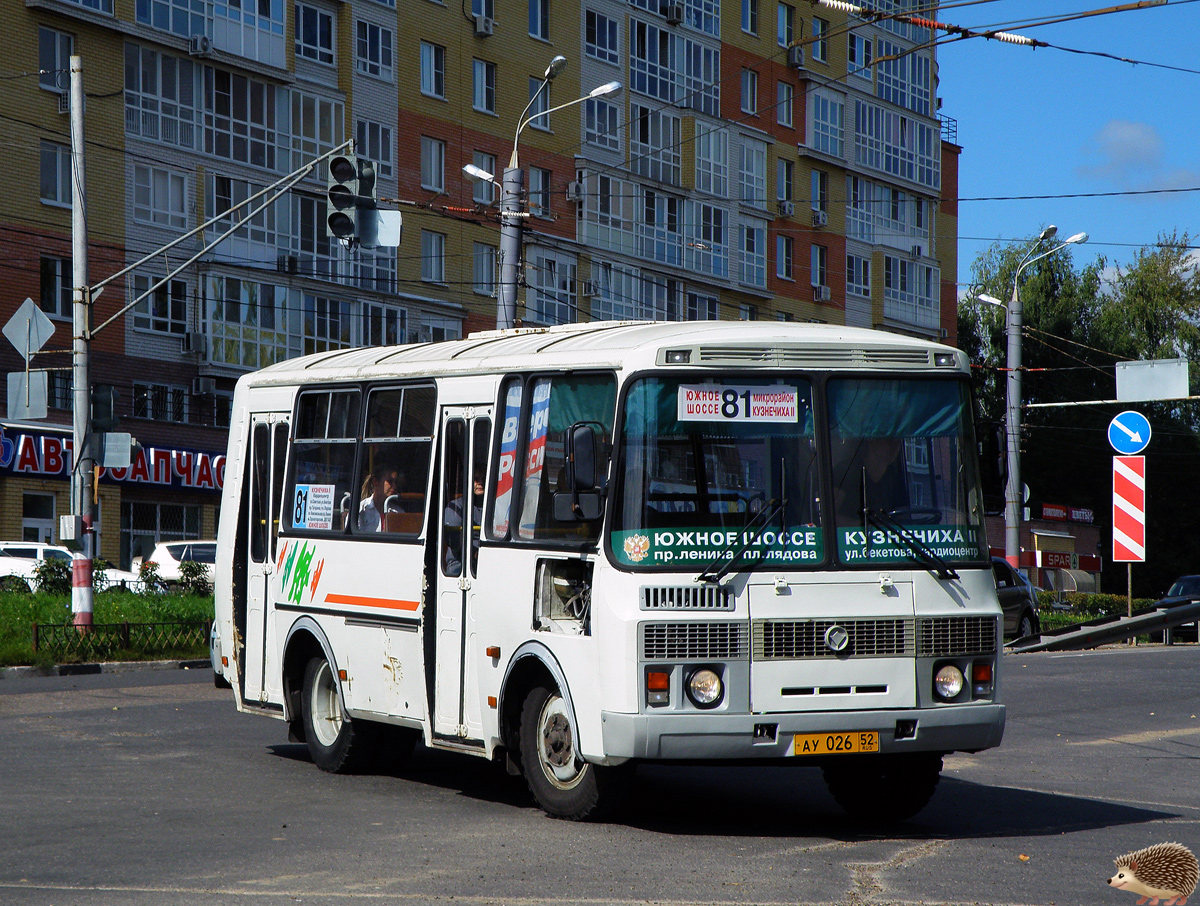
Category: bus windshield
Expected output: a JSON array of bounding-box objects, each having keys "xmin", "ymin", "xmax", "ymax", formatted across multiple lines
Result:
[
  {"xmin": 610, "ymin": 374, "xmax": 987, "ymax": 571},
  {"xmin": 611, "ymin": 376, "xmax": 822, "ymax": 569}
]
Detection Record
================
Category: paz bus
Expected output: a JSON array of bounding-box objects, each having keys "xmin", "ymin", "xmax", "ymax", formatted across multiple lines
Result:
[{"xmin": 212, "ymin": 320, "xmax": 1006, "ymax": 821}]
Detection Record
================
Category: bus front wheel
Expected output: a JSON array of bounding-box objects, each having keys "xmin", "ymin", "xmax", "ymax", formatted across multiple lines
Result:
[
  {"xmin": 519, "ymin": 685, "xmax": 612, "ymax": 820},
  {"xmin": 300, "ymin": 656, "xmax": 375, "ymax": 774},
  {"xmin": 822, "ymin": 752, "xmax": 943, "ymax": 821}
]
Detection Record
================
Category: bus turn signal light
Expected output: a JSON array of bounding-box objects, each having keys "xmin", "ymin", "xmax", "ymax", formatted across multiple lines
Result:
[{"xmin": 646, "ymin": 670, "xmax": 670, "ymax": 706}]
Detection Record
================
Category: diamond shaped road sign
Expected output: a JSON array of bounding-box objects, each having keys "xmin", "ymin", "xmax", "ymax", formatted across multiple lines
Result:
[{"xmin": 3, "ymin": 297, "xmax": 55, "ymax": 360}]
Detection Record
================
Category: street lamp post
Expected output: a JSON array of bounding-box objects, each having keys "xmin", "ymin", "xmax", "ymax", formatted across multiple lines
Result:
[
  {"xmin": 464, "ymin": 56, "xmax": 620, "ymax": 329},
  {"xmin": 1004, "ymin": 226, "xmax": 1088, "ymax": 570}
]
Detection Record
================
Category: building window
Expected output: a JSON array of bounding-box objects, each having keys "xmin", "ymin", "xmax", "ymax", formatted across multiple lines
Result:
[
  {"xmin": 849, "ymin": 33, "xmax": 872, "ymax": 79},
  {"xmin": 473, "ymin": 59, "xmax": 496, "ymax": 113},
  {"xmin": 22, "ymin": 493, "xmax": 56, "ymax": 544},
  {"xmin": 740, "ymin": 303, "xmax": 758, "ymax": 321},
  {"xmin": 687, "ymin": 202, "xmax": 728, "ymax": 278},
  {"xmin": 204, "ymin": 69, "xmax": 278, "ymax": 169},
  {"xmin": 420, "ymin": 136, "xmax": 445, "ymax": 191},
  {"xmin": 295, "ymin": 4, "xmax": 334, "ymax": 65},
  {"xmin": 421, "ymin": 231, "xmax": 446, "ymax": 283},
  {"xmin": 777, "ymin": 81, "xmax": 793, "ymax": 128},
  {"xmin": 776, "ymin": 234, "xmax": 793, "ymax": 279},
  {"xmin": 694, "ymin": 125, "xmax": 728, "ymax": 197},
  {"xmin": 811, "ymin": 90, "xmax": 844, "ymax": 158},
  {"xmin": 420, "ymin": 42, "xmax": 445, "ymax": 98},
  {"xmin": 740, "ymin": 68, "xmax": 758, "ymax": 114},
  {"xmin": 630, "ymin": 103, "xmax": 681, "ymax": 185},
  {"xmin": 527, "ymin": 77, "xmax": 551, "ymax": 130},
  {"xmin": 39, "ymin": 27, "xmax": 73, "ymax": 92},
  {"xmin": 687, "ymin": 292, "xmax": 719, "ymax": 320},
  {"xmin": 132, "ymin": 274, "xmax": 188, "ymax": 335},
  {"xmin": 40, "ymin": 141, "xmax": 71, "ymax": 207},
  {"xmin": 741, "ymin": 223, "xmax": 766, "ymax": 287},
  {"xmin": 302, "ymin": 294, "xmax": 353, "ymax": 354},
  {"xmin": 473, "ymin": 242, "xmax": 497, "ymax": 296},
  {"xmin": 811, "ymin": 168, "xmax": 828, "ymax": 212},
  {"xmin": 683, "ymin": 39, "xmax": 721, "ymax": 117},
  {"xmin": 40, "ymin": 256, "xmax": 72, "ymax": 320},
  {"xmin": 210, "ymin": 174, "xmax": 277, "ymax": 255},
  {"xmin": 529, "ymin": 167, "xmax": 552, "ymax": 217},
  {"xmin": 357, "ymin": 119, "xmax": 393, "ymax": 180},
  {"xmin": 846, "ymin": 174, "xmax": 875, "ymax": 241},
  {"xmin": 473, "ymin": 0, "xmax": 494, "ymax": 16},
  {"xmin": 133, "ymin": 382, "xmax": 189, "ymax": 423},
  {"xmin": 811, "ymin": 243, "xmax": 828, "ymax": 287},
  {"xmin": 740, "ymin": 138, "xmax": 767, "ymax": 207},
  {"xmin": 585, "ymin": 98, "xmax": 621, "ymax": 151},
  {"xmin": 137, "ymin": 0, "xmax": 201, "ymax": 35},
  {"xmin": 812, "ymin": 17, "xmax": 828, "ymax": 61},
  {"xmin": 356, "ymin": 20, "xmax": 393, "ymax": 80},
  {"xmin": 529, "ymin": 0, "xmax": 549, "ymax": 40},
  {"xmin": 124, "ymin": 44, "xmax": 199, "ymax": 150},
  {"xmin": 742, "ymin": 0, "xmax": 757, "ymax": 34},
  {"xmin": 777, "ymin": 158, "xmax": 793, "ymax": 201},
  {"xmin": 640, "ymin": 188, "xmax": 683, "ymax": 266},
  {"xmin": 528, "ymin": 249, "xmax": 577, "ymax": 325},
  {"xmin": 777, "ymin": 2, "xmax": 794, "ymax": 46},
  {"xmin": 473, "ymin": 151, "xmax": 497, "ymax": 205},
  {"xmin": 362, "ymin": 301, "xmax": 405, "ymax": 346},
  {"xmin": 847, "ymin": 253, "xmax": 870, "ymax": 297},
  {"xmin": 291, "ymin": 91, "xmax": 343, "ymax": 178},
  {"xmin": 208, "ymin": 276, "xmax": 296, "ymax": 370},
  {"xmin": 630, "ymin": 20, "xmax": 674, "ymax": 103},
  {"xmin": 585, "ymin": 10, "xmax": 619, "ymax": 64}
]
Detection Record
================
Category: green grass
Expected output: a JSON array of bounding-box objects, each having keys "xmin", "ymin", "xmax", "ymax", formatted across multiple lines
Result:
[{"xmin": 0, "ymin": 590, "xmax": 214, "ymax": 667}]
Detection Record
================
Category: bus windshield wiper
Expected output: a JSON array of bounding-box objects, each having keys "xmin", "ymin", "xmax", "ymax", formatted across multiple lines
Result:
[
  {"xmin": 861, "ymin": 506, "xmax": 959, "ymax": 581},
  {"xmin": 695, "ymin": 497, "xmax": 787, "ymax": 585}
]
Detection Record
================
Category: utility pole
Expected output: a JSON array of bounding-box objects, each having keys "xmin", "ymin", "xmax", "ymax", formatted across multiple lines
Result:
[
  {"xmin": 69, "ymin": 54, "xmax": 94, "ymax": 628},
  {"xmin": 497, "ymin": 167, "xmax": 524, "ymax": 330}
]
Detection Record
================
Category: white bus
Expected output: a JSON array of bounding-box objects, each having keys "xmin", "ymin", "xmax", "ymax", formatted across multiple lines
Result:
[{"xmin": 213, "ymin": 320, "xmax": 1006, "ymax": 821}]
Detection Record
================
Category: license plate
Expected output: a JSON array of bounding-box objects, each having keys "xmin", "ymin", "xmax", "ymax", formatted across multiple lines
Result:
[{"xmin": 793, "ymin": 731, "xmax": 879, "ymax": 756}]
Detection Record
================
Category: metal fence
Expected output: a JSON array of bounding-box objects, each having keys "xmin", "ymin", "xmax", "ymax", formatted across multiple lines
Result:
[{"xmin": 32, "ymin": 621, "xmax": 211, "ymax": 661}]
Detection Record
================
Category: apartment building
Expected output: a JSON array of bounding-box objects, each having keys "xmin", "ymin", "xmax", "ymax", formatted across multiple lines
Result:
[{"xmin": 0, "ymin": 0, "xmax": 957, "ymax": 565}]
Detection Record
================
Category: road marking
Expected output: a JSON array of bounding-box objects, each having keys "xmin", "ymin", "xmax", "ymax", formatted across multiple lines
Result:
[{"xmin": 1070, "ymin": 726, "xmax": 1200, "ymax": 746}]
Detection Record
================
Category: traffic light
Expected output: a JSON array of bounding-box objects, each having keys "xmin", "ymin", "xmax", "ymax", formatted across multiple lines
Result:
[
  {"xmin": 91, "ymin": 383, "xmax": 119, "ymax": 432},
  {"xmin": 326, "ymin": 154, "xmax": 359, "ymax": 242},
  {"xmin": 326, "ymin": 155, "xmax": 379, "ymax": 247}
]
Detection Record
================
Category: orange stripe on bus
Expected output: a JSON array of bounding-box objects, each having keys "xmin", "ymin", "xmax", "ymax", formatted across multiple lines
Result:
[{"xmin": 324, "ymin": 593, "xmax": 421, "ymax": 611}]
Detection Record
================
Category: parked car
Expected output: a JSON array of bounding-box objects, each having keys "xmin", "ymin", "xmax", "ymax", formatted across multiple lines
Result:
[
  {"xmin": 0, "ymin": 542, "xmax": 145, "ymax": 593},
  {"xmin": 1153, "ymin": 575, "xmax": 1200, "ymax": 642},
  {"xmin": 991, "ymin": 557, "xmax": 1041, "ymax": 640},
  {"xmin": 137, "ymin": 541, "xmax": 216, "ymax": 588},
  {"xmin": 0, "ymin": 553, "xmax": 40, "ymax": 592}
]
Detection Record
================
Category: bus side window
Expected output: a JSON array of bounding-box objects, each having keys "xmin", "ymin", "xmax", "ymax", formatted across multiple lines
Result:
[
  {"xmin": 358, "ymin": 385, "xmax": 436, "ymax": 537},
  {"xmin": 285, "ymin": 390, "xmax": 361, "ymax": 534}
]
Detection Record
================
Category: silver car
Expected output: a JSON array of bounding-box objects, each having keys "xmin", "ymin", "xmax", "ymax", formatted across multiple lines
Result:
[{"xmin": 991, "ymin": 557, "xmax": 1041, "ymax": 639}]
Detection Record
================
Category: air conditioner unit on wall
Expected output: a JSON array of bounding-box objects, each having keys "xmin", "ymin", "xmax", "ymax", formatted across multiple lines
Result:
[
  {"xmin": 580, "ymin": 280, "xmax": 596, "ymax": 297},
  {"xmin": 663, "ymin": 1, "xmax": 684, "ymax": 24},
  {"xmin": 788, "ymin": 46, "xmax": 805, "ymax": 69},
  {"xmin": 188, "ymin": 34, "xmax": 213, "ymax": 57},
  {"xmin": 565, "ymin": 179, "xmax": 585, "ymax": 203},
  {"xmin": 811, "ymin": 209, "xmax": 828, "ymax": 227},
  {"xmin": 473, "ymin": 14, "xmax": 494, "ymax": 36},
  {"xmin": 192, "ymin": 376, "xmax": 216, "ymax": 396},
  {"xmin": 181, "ymin": 332, "xmax": 206, "ymax": 355},
  {"xmin": 777, "ymin": 200, "xmax": 795, "ymax": 218},
  {"xmin": 813, "ymin": 285, "xmax": 831, "ymax": 303}
]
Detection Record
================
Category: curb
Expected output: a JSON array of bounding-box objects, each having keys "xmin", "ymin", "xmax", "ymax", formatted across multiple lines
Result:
[{"xmin": 0, "ymin": 658, "xmax": 211, "ymax": 681}]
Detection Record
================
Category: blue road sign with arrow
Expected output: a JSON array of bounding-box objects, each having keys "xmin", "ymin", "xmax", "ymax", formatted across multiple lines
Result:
[{"xmin": 1108, "ymin": 410, "xmax": 1151, "ymax": 455}]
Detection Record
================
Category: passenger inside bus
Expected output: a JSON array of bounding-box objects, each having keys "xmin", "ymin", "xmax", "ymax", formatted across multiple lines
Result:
[
  {"xmin": 443, "ymin": 478, "xmax": 483, "ymax": 575},
  {"xmin": 358, "ymin": 464, "xmax": 404, "ymax": 532}
]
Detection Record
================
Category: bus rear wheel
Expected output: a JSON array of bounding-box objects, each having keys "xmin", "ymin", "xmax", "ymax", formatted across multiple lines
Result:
[
  {"xmin": 822, "ymin": 752, "xmax": 943, "ymax": 822},
  {"xmin": 300, "ymin": 656, "xmax": 375, "ymax": 774},
  {"xmin": 519, "ymin": 685, "xmax": 613, "ymax": 820}
]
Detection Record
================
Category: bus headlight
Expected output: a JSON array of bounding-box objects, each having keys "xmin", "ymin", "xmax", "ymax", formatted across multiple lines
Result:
[
  {"xmin": 686, "ymin": 668, "xmax": 723, "ymax": 708},
  {"xmin": 933, "ymin": 664, "xmax": 964, "ymax": 701}
]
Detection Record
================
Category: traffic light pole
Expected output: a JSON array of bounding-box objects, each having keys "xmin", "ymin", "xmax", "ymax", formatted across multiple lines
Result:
[
  {"xmin": 69, "ymin": 54, "xmax": 94, "ymax": 628},
  {"xmin": 497, "ymin": 167, "xmax": 525, "ymax": 330}
]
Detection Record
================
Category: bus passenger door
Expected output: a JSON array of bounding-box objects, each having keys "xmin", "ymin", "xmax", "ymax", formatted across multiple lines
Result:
[
  {"xmin": 242, "ymin": 415, "xmax": 289, "ymax": 705},
  {"xmin": 433, "ymin": 407, "xmax": 491, "ymax": 739}
]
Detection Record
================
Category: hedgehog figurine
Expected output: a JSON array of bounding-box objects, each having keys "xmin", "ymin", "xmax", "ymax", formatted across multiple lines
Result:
[{"xmin": 1108, "ymin": 843, "xmax": 1199, "ymax": 905}]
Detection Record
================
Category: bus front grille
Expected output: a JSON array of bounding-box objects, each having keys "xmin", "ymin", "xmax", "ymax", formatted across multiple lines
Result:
[
  {"xmin": 640, "ymin": 621, "xmax": 748, "ymax": 660},
  {"xmin": 917, "ymin": 616, "xmax": 998, "ymax": 656},
  {"xmin": 752, "ymin": 619, "xmax": 913, "ymax": 659},
  {"xmin": 641, "ymin": 586, "xmax": 735, "ymax": 611}
]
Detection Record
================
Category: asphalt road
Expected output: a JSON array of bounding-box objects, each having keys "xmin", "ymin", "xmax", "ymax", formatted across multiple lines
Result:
[{"xmin": 1, "ymin": 645, "xmax": 1198, "ymax": 906}]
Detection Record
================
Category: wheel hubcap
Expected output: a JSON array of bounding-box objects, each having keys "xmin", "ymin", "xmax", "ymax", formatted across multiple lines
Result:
[
  {"xmin": 538, "ymin": 695, "xmax": 586, "ymax": 789},
  {"xmin": 310, "ymin": 661, "xmax": 343, "ymax": 747}
]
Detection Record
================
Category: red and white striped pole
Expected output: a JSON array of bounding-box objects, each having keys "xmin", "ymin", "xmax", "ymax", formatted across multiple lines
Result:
[{"xmin": 1112, "ymin": 455, "xmax": 1146, "ymax": 563}]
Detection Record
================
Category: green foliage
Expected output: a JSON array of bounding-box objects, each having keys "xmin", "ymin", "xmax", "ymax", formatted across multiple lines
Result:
[
  {"xmin": 178, "ymin": 559, "xmax": 213, "ymax": 596},
  {"xmin": 32, "ymin": 557, "xmax": 71, "ymax": 596},
  {"xmin": 138, "ymin": 560, "xmax": 166, "ymax": 594}
]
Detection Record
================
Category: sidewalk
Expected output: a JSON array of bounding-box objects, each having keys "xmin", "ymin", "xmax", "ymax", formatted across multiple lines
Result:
[{"xmin": 0, "ymin": 658, "xmax": 210, "ymax": 680}]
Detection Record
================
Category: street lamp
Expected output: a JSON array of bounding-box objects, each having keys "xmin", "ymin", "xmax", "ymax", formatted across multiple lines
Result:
[
  {"xmin": 463, "ymin": 56, "xmax": 621, "ymax": 329},
  {"xmin": 1004, "ymin": 226, "xmax": 1088, "ymax": 570}
]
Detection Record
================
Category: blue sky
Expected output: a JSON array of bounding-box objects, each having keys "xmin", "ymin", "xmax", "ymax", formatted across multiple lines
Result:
[{"xmin": 935, "ymin": 0, "xmax": 1199, "ymax": 293}]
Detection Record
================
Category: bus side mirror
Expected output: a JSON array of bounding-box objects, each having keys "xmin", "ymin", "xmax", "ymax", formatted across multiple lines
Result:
[
  {"xmin": 978, "ymin": 421, "xmax": 1006, "ymax": 516},
  {"xmin": 553, "ymin": 423, "xmax": 605, "ymax": 521}
]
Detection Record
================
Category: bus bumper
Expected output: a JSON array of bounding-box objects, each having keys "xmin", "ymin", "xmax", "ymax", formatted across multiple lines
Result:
[{"xmin": 599, "ymin": 703, "xmax": 1005, "ymax": 761}]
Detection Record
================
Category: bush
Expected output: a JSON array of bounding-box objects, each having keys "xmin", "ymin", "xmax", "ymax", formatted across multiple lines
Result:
[
  {"xmin": 138, "ymin": 560, "xmax": 166, "ymax": 594},
  {"xmin": 32, "ymin": 557, "xmax": 70, "ymax": 596},
  {"xmin": 178, "ymin": 559, "xmax": 212, "ymax": 596}
]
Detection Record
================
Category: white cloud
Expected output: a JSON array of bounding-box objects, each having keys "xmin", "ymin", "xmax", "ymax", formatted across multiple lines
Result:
[{"xmin": 1076, "ymin": 120, "xmax": 1200, "ymax": 190}]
